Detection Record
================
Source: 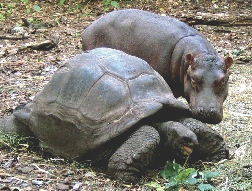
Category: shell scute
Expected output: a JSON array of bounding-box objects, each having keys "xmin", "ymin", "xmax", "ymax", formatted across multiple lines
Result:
[
  {"xmin": 79, "ymin": 74, "xmax": 131, "ymax": 123},
  {"xmin": 56, "ymin": 63, "xmax": 104, "ymax": 109},
  {"xmin": 128, "ymin": 73, "xmax": 172, "ymax": 103},
  {"xmin": 98, "ymin": 54, "xmax": 154, "ymax": 80}
]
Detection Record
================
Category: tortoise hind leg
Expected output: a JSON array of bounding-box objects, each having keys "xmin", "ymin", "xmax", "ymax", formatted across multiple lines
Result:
[{"xmin": 107, "ymin": 125, "xmax": 160, "ymax": 184}]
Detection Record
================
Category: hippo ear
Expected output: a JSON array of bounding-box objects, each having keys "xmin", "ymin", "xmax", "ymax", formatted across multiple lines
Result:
[
  {"xmin": 186, "ymin": 54, "xmax": 195, "ymax": 69},
  {"xmin": 224, "ymin": 56, "xmax": 233, "ymax": 72}
]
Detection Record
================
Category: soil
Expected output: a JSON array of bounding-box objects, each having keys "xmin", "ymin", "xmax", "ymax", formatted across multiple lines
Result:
[{"xmin": 0, "ymin": 0, "xmax": 251, "ymax": 190}]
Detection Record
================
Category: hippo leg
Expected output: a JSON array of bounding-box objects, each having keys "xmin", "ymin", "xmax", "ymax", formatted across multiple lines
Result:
[
  {"xmin": 175, "ymin": 117, "xmax": 229, "ymax": 162},
  {"xmin": 107, "ymin": 125, "xmax": 160, "ymax": 184}
]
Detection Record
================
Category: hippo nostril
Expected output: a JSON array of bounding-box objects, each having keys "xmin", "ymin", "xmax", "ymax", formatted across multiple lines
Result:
[{"xmin": 198, "ymin": 107, "xmax": 204, "ymax": 114}]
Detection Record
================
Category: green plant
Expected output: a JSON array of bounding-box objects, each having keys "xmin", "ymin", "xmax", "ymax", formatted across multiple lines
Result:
[
  {"xmin": 21, "ymin": 0, "xmax": 41, "ymax": 14},
  {"xmin": 0, "ymin": 130, "xmax": 39, "ymax": 153},
  {"xmin": 145, "ymin": 182, "xmax": 165, "ymax": 191},
  {"xmin": 101, "ymin": 0, "xmax": 119, "ymax": 12},
  {"xmin": 0, "ymin": 12, "xmax": 4, "ymax": 21},
  {"xmin": 27, "ymin": 17, "xmax": 42, "ymax": 24},
  {"xmin": 75, "ymin": 3, "xmax": 81, "ymax": 10},
  {"xmin": 21, "ymin": 0, "xmax": 29, "ymax": 4},
  {"xmin": 231, "ymin": 49, "xmax": 245, "ymax": 56},
  {"xmin": 59, "ymin": 0, "xmax": 65, "ymax": 6},
  {"xmin": 32, "ymin": 5, "xmax": 41, "ymax": 12},
  {"xmin": 0, "ymin": 3, "xmax": 15, "ymax": 21},
  {"xmin": 146, "ymin": 161, "xmax": 220, "ymax": 191},
  {"xmin": 0, "ymin": 130, "xmax": 25, "ymax": 151}
]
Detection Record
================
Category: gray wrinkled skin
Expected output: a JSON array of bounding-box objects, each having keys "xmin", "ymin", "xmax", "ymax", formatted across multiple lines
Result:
[
  {"xmin": 0, "ymin": 48, "xmax": 229, "ymax": 184},
  {"xmin": 82, "ymin": 9, "xmax": 233, "ymax": 124},
  {"xmin": 176, "ymin": 117, "xmax": 229, "ymax": 162}
]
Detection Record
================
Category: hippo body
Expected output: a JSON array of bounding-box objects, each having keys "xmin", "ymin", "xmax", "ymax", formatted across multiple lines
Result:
[{"xmin": 82, "ymin": 9, "xmax": 233, "ymax": 124}]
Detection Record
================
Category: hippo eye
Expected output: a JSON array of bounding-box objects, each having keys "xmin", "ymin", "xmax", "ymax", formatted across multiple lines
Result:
[
  {"xmin": 191, "ymin": 76, "xmax": 202, "ymax": 92},
  {"xmin": 191, "ymin": 78, "xmax": 196, "ymax": 87},
  {"xmin": 191, "ymin": 76, "xmax": 200, "ymax": 87}
]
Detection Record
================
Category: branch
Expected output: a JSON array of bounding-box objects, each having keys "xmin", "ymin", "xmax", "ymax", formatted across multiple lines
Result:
[{"xmin": 180, "ymin": 12, "xmax": 252, "ymax": 26}]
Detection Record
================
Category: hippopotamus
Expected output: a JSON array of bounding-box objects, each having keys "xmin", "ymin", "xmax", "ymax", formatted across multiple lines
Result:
[{"xmin": 81, "ymin": 9, "xmax": 233, "ymax": 124}]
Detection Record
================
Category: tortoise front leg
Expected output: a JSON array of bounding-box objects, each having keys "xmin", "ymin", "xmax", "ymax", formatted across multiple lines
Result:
[
  {"xmin": 153, "ymin": 121, "xmax": 198, "ymax": 156},
  {"xmin": 107, "ymin": 125, "xmax": 160, "ymax": 184},
  {"xmin": 175, "ymin": 117, "xmax": 229, "ymax": 162}
]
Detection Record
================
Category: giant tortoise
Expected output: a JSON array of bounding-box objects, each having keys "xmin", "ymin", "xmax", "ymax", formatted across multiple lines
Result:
[{"xmin": 0, "ymin": 48, "xmax": 229, "ymax": 183}]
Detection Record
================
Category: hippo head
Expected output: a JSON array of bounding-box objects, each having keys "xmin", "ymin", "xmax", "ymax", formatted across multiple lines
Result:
[{"xmin": 184, "ymin": 54, "xmax": 233, "ymax": 124}]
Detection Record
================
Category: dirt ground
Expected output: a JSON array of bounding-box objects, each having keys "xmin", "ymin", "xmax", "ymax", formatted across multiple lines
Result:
[{"xmin": 0, "ymin": 0, "xmax": 251, "ymax": 190}]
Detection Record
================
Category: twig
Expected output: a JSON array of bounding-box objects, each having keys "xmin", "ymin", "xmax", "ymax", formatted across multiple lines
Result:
[
  {"xmin": 228, "ymin": 111, "xmax": 252, "ymax": 117},
  {"xmin": 182, "ymin": 155, "xmax": 190, "ymax": 168},
  {"xmin": 0, "ymin": 139, "xmax": 16, "ymax": 151},
  {"xmin": 32, "ymin": 163, "xmax": 54, "ymax": 176},
  {"xmin": 221, "ymin": 176, "xmax": 229, "ymax": 191},
  {"xmin": 217, "ymin": 159, "xmax": 228, "ymax": 165},
  {"xmin": 0, "ymin": 35, "xmax": 29, "ymax": 40},
  {"xmin": 229, "ymin": 140, "xmax": 251, "ymax": 159}
]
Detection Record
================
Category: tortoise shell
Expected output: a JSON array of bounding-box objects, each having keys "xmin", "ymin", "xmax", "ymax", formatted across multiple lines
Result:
[{"xmin": 14, "ymin": 48, "xmax": 189, "ymax": 160}]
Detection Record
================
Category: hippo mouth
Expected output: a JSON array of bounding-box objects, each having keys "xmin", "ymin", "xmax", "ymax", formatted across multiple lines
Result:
[
  {"xmin": 190, "ymin": 103, "xmax": 223, "ymax": 124},
  {"xmin": 192, "ymin": 111, "xmax": 223, "ymax": 124},
  {"xmin": 187, "ymin": 92, "xmax": 224, "ymax": 124}
]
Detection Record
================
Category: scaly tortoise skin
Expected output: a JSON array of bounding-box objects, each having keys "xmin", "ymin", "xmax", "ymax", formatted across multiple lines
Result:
[
  {"xmin": 176, "ymin": 117, "xmax": 229, "ymax": 162},
  {"xmin": 0, "ymin": 48, "xmax": 229, "ymax": 184}
]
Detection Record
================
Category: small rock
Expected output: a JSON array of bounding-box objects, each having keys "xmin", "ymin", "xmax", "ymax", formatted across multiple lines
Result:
[
  {"xmin": 4, "ymin": 159, "xmax": 15, "ymax": 168},
  {"xmin": 32, "ymin": 179, "xmax": 44, "ymax": 186},
  {"xmin": 20, "ymin": 182, "xmax": 29, "ymax": 187},
  {"xmin": 2, "ymin": 177, "xmax": 13, "ymax": 183},
  {"xmin": 17, "ymin": 166, "xmax": 34, "ymax": 173},
  {"xmin": 11, "ymin": 26, "xmax": 24, "ymax": 34},
  {"xmin": 213, "ymin": 4, "xmax": 219, "ymax": 9},
  {"xmin": 85, "ymin": 171, "xmax": 96, "ymax": 178},
  {"xmin": 56, "ymin": 183, "xmax": 69, "ymax": 190},
  {"xmin": 23, "ymin": 187, "xmax": 33, "ymax": 190},
  {"xmin": 63, "ymin": 169, "xmax": 74, "ymax": 176},
  {"xmin": 72, "ymin": 182, "xmax": 83, "ymax": 190},
  {"xmin": 44, "ymin": 65, "xmax": 58, "ymax": 73}
]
